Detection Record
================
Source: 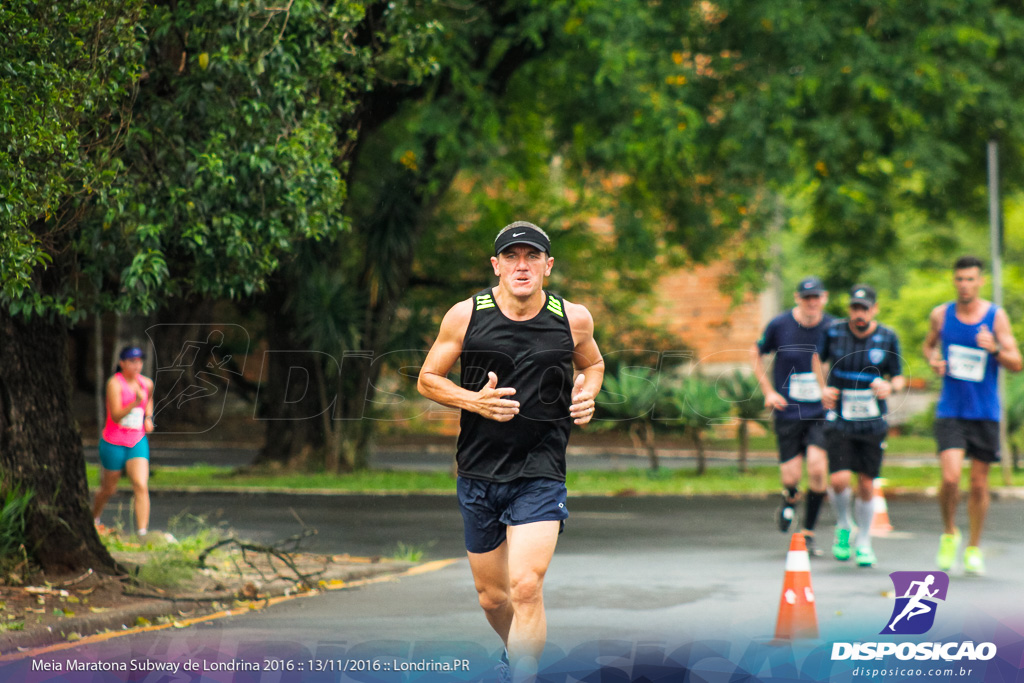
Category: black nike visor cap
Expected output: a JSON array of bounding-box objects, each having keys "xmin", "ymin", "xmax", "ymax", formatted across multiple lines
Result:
[{"xmin": 494, "ymin": 222, "xmax": 551, "ymax": 257}]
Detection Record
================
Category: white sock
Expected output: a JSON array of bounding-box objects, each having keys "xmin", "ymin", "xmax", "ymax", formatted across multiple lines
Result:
[
  {"xmin": 833, "ymin": 488, "xmax": 852, "ymax": 528},
  {"xmin": 94, "ymin": 518, "xmax": 102, "ymax": 526},
  {"xmin": 137, "ymin": 528, "xmax": 148, "ymax": 536},
  {"xmin": 854, "ymin": 498, "xmax": 874, "ymax": 548}
]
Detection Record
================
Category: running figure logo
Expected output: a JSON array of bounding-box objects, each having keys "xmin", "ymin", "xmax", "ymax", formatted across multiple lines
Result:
[{"xmin": 882, "ymin": 571, "xmax": 949, "ymax": 635}]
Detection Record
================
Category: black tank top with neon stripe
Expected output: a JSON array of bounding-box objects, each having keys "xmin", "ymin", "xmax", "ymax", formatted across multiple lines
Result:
[{"xmin": 457, "ymin": 289, "xmax": 575, "ymax": 482}]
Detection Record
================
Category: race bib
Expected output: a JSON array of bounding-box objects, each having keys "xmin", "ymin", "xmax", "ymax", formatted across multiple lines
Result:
[
  {"xmin": 947, "ymin": 344, "xmax": 987, "ymax": 382},
  {"xmin": 841, "ymin": 388, "xmax": 880, "ymax": 421},
  {"xmin": 788, "ymin": 373, "xmax": 822, "ymax": 402},
  {"xmin": 119, "ymin": 407, "xmax": 145, "ymax": 430}
]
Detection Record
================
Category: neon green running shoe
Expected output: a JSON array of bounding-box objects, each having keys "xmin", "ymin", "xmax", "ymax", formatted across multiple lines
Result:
[
  {"xmin": 963, "ymin": 546, "xmax": 985, "ymax": 575},
  {"xmin": 936, "ymin": 531, "xmax": 961, "ymax": 571},
  {"xmin": 855, "ymin": 546, "xmax": 877, "ymax": 567},
  {"xmin": 832, "ymin": 527, "xmax": 851, "ymax": 561}
]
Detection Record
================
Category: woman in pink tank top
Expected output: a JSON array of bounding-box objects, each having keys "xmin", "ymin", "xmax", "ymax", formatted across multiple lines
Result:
[{"xmin": 92, "ymin": 345, "xmax": 155, "ymax": 537}]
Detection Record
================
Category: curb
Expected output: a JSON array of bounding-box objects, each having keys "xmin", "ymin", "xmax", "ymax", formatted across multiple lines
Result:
[
  {"xmin": 136, "ymin": 485, "xmax": 1024, "ymax": 500},
  {"xmin": 0, "ymin": 559, "xmax": 458, "ymax": 659},
  {"xmin": 0, "ymin": 598, "xmax": 178, "ymax": 656}
]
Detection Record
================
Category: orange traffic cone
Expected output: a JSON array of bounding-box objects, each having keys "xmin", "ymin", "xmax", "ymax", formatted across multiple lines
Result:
[
  {"xmin": 870, "ymin": 477, "xmax": 893, "ymax": 537},
  {"xmin": 774, "ymin": 533, "xmax": 819, "ymax": 640}
]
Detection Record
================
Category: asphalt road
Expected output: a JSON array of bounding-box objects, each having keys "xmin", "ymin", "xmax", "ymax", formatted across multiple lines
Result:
[{"xmin": 12, "ymin": 492, "xmax": 1024, "ymax": 682}]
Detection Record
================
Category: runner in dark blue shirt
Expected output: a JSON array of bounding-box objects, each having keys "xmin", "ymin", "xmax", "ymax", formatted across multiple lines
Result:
[
  {"xmin": 814, "ymin": 284, "xmax": 905, "ymax": 568},
  {"xmin": 752, "ymin": 276, "xmax": 834, "ymax": 556}
]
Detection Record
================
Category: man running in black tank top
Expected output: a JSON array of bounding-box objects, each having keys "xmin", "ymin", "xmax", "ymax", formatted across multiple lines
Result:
[{"xmin": 418, "ymin": 222, "xmax": 605, "ymax": 683}]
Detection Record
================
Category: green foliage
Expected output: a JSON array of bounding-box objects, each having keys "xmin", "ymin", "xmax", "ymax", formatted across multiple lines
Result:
[
  {"xmin": 0, "ymin": 0, "xmax": 145, "ymax": 314},
  {"xmin": 660, "ymin": 375, "xmax": 734, "ymax": 474},
  {"xmin": 720, "ymin": 370, "xmax": 765, "ymax": 422},
  {"xmin": 391, "ymin": 542, "xmax": 426, "ymax": 563},
  {"xmin": 82, "ymin": 0, "xmax": 369, "ymax": 313},
  {"xmin": 596, "ymin": 366, "xmax": 662, "ymax": 424},
  {"xmin": 0, "ymin": 486, "xmax": 33, "ymax": 563},
  {"xmin": 660, "ymin": 376, "xmax": 734, "ymax": 434},
  {"xmin": 1006, "ymin": 372, "xmax": 1024, "ymax": 443},
  {"xmin": 101, "ymin": 514, "xmax": 225, "ymax": 588},
  {"xmin": 898, "ymin": 401, "xmax": 937, "ymax": 439}
]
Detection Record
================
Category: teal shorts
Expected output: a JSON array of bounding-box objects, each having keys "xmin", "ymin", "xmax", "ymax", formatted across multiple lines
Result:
[{"xmin": 98, "ymin": 437, "xmax": 150, "ymax": 471}]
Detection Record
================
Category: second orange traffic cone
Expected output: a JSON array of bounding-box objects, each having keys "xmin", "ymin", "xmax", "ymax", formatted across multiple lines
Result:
[
  {"xmin": 774, "ymin": 533, "xmax": 819, "ymax": 640},
  {"xmin": 870, "ymin": 477, "xmax": 893, "ymax": 536}
]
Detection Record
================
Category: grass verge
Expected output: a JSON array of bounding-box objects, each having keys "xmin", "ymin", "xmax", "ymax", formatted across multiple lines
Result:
[
  {"xmin": 87, "ymin": 463, "xmax": 1024, "ymax": 497},
  {"xmin": 100, "ymin": 514, "xmax": 228, "ymax": 588}
]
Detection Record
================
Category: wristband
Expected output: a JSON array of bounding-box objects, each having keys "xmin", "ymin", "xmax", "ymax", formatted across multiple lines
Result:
[{"xmin": 991, "ymin": 343, "xmax": 1003, "ymax": 356}]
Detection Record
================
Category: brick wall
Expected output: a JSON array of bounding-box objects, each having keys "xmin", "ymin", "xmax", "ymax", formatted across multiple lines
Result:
[{"xmin": 651, "ymin": 261, "xmax": 775, "ymax": 369}]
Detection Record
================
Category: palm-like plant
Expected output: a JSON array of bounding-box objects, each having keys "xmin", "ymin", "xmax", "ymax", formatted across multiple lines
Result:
[
  {"xmin": 596, "ymin": 366, "xmax": 663, "ymax": 470},
  {"xmin": 721, "ymin": 370, "xmax": 765, "ymax": 473},
  {"xmin": 663, "ymin": 376, "xmax": 733, "ymax": 475},
  {"xmin": 1005, "ymin": 372, "xmax": 1024, "ymax": 470}
]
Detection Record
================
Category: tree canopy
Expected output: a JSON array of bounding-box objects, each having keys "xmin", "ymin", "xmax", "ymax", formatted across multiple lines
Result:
[{"xmin": 5, "ymin": 0, "xmax": 1024, "ymax": 571}]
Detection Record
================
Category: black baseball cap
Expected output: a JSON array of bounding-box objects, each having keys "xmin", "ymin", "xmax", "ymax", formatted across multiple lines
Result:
[
  {"xmin": 494, "ymin": 221, "xmax": 551, "ymax": 256},
  {"xmin": 119, "ymin": 346, "xmax": 145, "ymax": 360},
  {"xmin": 848, "ymin": 284, "xmax": 877, "ymax": 307},
  {"xmin": 795, "ymin": 276, "xmax": 826, "ymax": 297}
]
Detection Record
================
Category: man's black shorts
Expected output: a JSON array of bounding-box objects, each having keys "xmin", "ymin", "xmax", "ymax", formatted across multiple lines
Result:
[
  {"xmin": 457, "ymin": 476, "xmax": 568, "ymax": 554},
  {"xmin": 826, "ymin": 430, "xmax": 886, "ymax": 479},
  {"xmin": 934, "ymin": 418, "xmax": 1000, "ymax": 463},
  {"xmin": 774, "ymin": 418, "xmax": 827, "ymax": 464}
]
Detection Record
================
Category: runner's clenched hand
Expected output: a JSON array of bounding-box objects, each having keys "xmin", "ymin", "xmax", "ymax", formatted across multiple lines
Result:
[{"xmin": 474, "ymin": 372, "xmax": 520, "ymax": 422}]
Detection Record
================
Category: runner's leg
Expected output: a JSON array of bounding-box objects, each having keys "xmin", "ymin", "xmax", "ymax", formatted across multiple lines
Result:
[
  {"xmin": 966, "ymin": 459, "xmax": 990, "ymax": 547},
  {"xmin": 938, "ymin": 448, "xmax": 965, "ymax": 535},
  {"xmin": 125, "ymin": 457, "xmax": 150, "ymax": 534},
  {"xmin": 91, "ymin": 468, "xmax": 121, "ymax": 521},
  {"xmin": 505, "ymin": 520, "xmax": 560, "ymax": 667},
  {"xmin": 467, "ymin": 542, "xmax": 513, "ymax": 644},
  {"xmin": 804, "ymin": 444, "xmax": 828, "ymax": 531}
]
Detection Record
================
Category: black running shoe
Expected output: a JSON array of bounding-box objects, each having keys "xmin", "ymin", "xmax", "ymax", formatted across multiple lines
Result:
[
  {"xmin": 776, "ymin": 502, "xmax": 795, "ymax": 533},
  {"xmin": 803, "ymin": 532, "xmax": 824, "ymax": 557}
]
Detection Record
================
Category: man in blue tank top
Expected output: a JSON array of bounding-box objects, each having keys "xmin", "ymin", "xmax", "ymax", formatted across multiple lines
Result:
[
  {"xmin": 923, "ymin": 255, "xmax": 1022, "ymax": 575},
  {"xmin": 752, "ymin": 276, "xmax": 834, "ymax": 556},
  {"xmin": 418, "ymin": 222, "xmax": 605, "ymax": 681}
]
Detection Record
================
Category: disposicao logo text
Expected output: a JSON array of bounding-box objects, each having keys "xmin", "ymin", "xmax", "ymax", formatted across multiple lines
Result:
[{"xmin": 831, "ymin": 571, "xmax": 996, "ymax": 662}]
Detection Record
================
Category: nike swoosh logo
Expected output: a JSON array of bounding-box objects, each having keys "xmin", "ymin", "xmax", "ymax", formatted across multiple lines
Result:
[{"xmin": 513, "ymin": 232, "xmax": 525, "ymax": 237}]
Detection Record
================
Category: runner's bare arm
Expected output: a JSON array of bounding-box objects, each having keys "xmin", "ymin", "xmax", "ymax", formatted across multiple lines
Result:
[
  {"xmin": 566, "ymin": 301, "xmax": 604, "ymax": 425},
  {"xmin": 873, "ymin": 374, "xmax": 905, "ymax": 400},
  {"xmin": 143, "ymin": 377, "xmax": 156, "ymax": 432},
  {"xmin": 812, "ymin": 353, "xmax": 837, "ymax": 410},
  {"xmin": 751, "ymin": 344, "xmax": 787, "ymax": 411},
  {"xmin": 922, "ymin": 304, "xmax": 947, "ymax": 376},
  {"xmin": 106, "ymin": 376, "xmax": 142, "ymax": 423},
  {"xmin": 989, "ymin": 308, "xmax": 1023, "ymax": 372},
  {"xmin": 417, "ymin": 299, "xmax": 521, "ymax": 422}
]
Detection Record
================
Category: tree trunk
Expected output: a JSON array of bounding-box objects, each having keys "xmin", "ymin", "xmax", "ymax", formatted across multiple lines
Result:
[
  {"xmin": 738, "ymin": 420, "xmax": 749, "ymax": 474},
  {"xmin": 694, "ymin": 430, "xmax": 707, "ymax": 476},
  {"xmin": 0, "ymin": 310, "xmax": 117, "ymax": 574},
  {"xmin": 253, "ymin": 282, "xmax": 327, "ymax": 469},
  {"xmin": 642, "ymin": 421, "xmax": 659, "ymax": 472},
  {"xmin": 629, "ymin": 421, "xmax": 659, "ymax": 471}
]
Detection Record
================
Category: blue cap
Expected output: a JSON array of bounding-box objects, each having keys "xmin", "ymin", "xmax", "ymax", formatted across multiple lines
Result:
[
  {"xmin": 119, "ymin": 346, "xmax": 145, "ymax": 360},
  {"xmin": 796, "ymin": 276, "xmax": 826, "ymax": 297}
]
